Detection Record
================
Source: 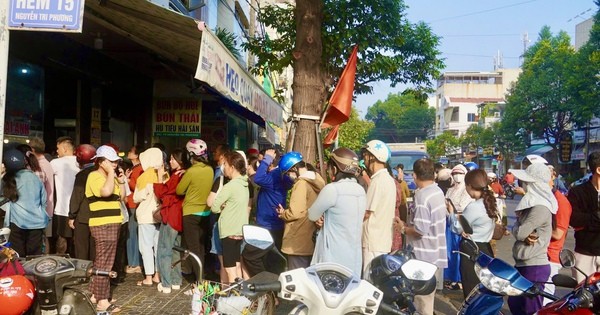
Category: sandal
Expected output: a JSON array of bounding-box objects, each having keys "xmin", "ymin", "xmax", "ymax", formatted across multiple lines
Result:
[
  {"xmin": 137, "ymin": 280, "xmax": 153, "ymax": 287},
  {"xmin": 97, "ymin": 303, "xmax": 121, "ymax": 313}
]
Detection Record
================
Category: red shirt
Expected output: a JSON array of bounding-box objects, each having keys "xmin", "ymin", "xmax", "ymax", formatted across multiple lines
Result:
[
  {"xmin": 153, "ymin": 171, "xmax": 184, "ymax": 232},
  {"xmin": 126, "ymin": 164, "xmax": 143, "ymax": 209},
  {"xmin": 504, "ymin": 173, "xmax": 515, "ymax": 185},
  {"xmin": 490, "ymin": 182, "xmax": 504, "ymax": 196},
  {"xmin": 548, "ymin": 190, "xmax": 572, "ymax": 263}
]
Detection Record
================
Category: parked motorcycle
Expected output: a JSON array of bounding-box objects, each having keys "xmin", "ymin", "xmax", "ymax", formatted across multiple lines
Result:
[
  {"xmin": 365, "ymin": 245, "xmax": 438, "ymax": 314},
  {"xmin": 456, "ymin": 216, "xmax": 557, "ymax": 314},
  {"xmin": 0, "ymin": 227, "xmax": 115, "ymax": 315},
  {"xmin": 242, "ymin": 225, "xmax": 406, "ymax": 315},
  {"xmin": 538, "ymin": 249, "xmax": 600, "ymax": 314},
  {"xmin": 22, "ymin": 255, "xmax": 116, "ymax": 314}
]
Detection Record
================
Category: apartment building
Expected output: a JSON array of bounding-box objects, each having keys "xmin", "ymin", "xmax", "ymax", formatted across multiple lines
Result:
[{"xmin": 434, "ymin": 68, "xmax": 521, "ymax": 137}]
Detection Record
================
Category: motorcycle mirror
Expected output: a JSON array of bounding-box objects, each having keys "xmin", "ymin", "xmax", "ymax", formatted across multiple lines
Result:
[
  {"xmin": 552, "ymin": 274, "xmax": 578, "ymax": 289},
  {"xmin": 559, "ymin": 249, "xmax": 576, "ymax": 268},
  {"xmin": 459, "ymin": 216, "xmax": 473, "ymax": 235},
  {"xmin": 242, "ymin": 225, "xmax": 274, "ymax": 250}
]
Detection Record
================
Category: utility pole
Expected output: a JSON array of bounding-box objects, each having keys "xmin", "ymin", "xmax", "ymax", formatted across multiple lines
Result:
[
  {"xmin": 521, "ymin": 33, "xmax": 530, "ymax": 66},
  {"xmin": 0, "ymin": 0, "xmax": 9, "ymax": 160}
]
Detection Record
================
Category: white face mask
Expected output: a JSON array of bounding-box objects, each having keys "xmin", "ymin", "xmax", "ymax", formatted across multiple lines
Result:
[
  {"xmin": 287, "ymin": 172, "xmax": 298, "ymax": 181},
  {"xmin": 453, "ymin": 174, "xmax": 465, "ymax": 183}
]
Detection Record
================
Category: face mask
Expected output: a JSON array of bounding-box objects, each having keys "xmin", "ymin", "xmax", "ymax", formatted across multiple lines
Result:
[
  {"xmin": 453, "ymin": 174, "xmax": 465, "ymax": 183},
  {"xmin": 219, "ymin": 163, "xmax": 225, "ymax": 170},
  {"xmin": 287, "ymin": 173, "xmax": 298, "ymax": 181}
]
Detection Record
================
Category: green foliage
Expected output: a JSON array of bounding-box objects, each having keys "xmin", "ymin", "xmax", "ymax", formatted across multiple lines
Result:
[
  {"xmin": 215, "ymin": 27, "xmax": 242, "ymax": 60},
  {"xmin": 503, "ymin": 26, "xmax": 578, "ymax": 148},
  {"xmin": 336, "ymin": 107, "xmax": 374, "ymax": 151},
  {"xmin": 364, "ymin": 92, "xmax": 435, "ymax": 142},
  {"xmin": 426, "ymin": 132, "xmax": 460, "ymax": 159},
  {"xmin": 460, "ymin": 124, "xmax": 494, "ymax": 151},
  {"xmin": 570, "ymin": 2, "xmax": 600, "ymax": 123},
  {"xmin": 245, "ymin": 0, "xmax": 444, "ymax": 95}
]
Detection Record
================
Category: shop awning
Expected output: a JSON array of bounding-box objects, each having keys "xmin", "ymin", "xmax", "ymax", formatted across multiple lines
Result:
[
  {"xmin": 524, "ymin": 144, "xmax": 553, "ymax": 156},
  {"xmin": 84, "ymin": 0, "xmax": 285, "ymax": 129},
  {"xmin": 85, "ymin": 0, "xmax": 201, "ymax": 72}
]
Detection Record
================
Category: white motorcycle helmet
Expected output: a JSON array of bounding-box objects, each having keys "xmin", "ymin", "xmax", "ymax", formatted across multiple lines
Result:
[
  {"xmin": 0, "ymin": 228, "xmax": 10, "ymax": 246},
  {"xmin": 363, "ymin": 140, "xmax": 391, "ymax": 163}
]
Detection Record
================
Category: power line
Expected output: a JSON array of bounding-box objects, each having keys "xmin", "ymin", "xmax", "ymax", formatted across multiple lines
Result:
[
  {"xmin": 443, "ymin": 52, "xmax": 521, "ymax": 59},
  {"xmin": 428, "ymin": 0, "xmax": 539, "ymax": 23}
]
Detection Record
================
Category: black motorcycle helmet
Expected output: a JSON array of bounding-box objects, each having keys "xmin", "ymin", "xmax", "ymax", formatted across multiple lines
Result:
[
  {"xmin": 3, "ymin": 149, "xmax": 26, "ymax": 174},
  {"xmin": 366, "ymin": 251, "xmax": 436, "ymax": 303}
]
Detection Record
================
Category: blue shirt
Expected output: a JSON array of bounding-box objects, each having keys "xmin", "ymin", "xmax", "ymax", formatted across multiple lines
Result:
[
  {"xmin": 253, "ymin": 155, "xmax": 293, "ymax": 230},
  {"xmin": 4, "ymin": 169, "xmax": 48, "ymax": 229},
  {"xmin": 309, "ymin": 178, "xmax": 366, "ymax": 276}
]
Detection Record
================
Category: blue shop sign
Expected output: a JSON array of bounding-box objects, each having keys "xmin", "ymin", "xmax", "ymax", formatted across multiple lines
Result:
[{"xmin": 9, "ymin": 0, "xmax": 85, "ymax": 32}]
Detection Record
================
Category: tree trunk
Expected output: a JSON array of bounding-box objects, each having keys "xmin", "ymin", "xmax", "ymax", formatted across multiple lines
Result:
[{"xmin": 290, "ymin": 0, "xmax": 325, "ymax": 163}]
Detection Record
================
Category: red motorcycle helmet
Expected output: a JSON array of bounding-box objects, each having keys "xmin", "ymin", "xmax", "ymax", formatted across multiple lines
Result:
[
  {"xmin": 75, "ymin": 144, "xmax": 96, "ymax": 165},
  {"xmin": 0, "ymin": 275, "xmax": 34, "ymax": 314}
]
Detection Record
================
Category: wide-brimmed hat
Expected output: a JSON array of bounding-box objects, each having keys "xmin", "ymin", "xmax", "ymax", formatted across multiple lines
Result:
[
  {"xmin": 524, "ymin": 154, "xmax": 548, "ymax": 165},
  {"xmin": 510, "ymin": 163, "xmax": 551, "ymax": 184}
]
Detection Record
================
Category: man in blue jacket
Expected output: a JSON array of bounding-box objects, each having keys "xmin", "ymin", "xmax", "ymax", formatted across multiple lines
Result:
[{"xmin": 253, "ymin": 148, "xmax": 294, "ymax": 250}]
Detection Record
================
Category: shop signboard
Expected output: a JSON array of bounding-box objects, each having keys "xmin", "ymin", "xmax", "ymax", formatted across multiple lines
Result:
[
  {"xmin": 153, "ymin": 99, "xmax": 202, "ymax": 137},
  {"xmin": 195, "ymin": 28, "xmax": 284, "ymax": 127},
  {"xmin": 8, "ymin": 0, "xmax": 85, "ymax": 32},
  {"xmin": 559, "ymin": 132, "xmax": 573, "ymax": 163}
]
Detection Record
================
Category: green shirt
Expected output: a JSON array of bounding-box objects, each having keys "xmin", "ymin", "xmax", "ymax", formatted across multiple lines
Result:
[
  {"xmin": 176, "ymin": 162, "xmax": 214, "ymax": 216},
  {"xmin": 211, "ymin": 175, "xmax": 249, "ymax": 238}
]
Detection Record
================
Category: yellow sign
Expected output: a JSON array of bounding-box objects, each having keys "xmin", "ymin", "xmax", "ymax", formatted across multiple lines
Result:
[{"xmin": 153, "ymin": 99, "xmax": 202, "ymax": 137}]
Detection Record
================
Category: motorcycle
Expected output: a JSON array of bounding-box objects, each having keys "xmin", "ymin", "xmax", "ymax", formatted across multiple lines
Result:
[
  {"xmin": 456, "ymin": 216, "xmax": 557, "ymax": 315},
  {"xmin": 242, "ymin": 225, "xmax": 407, "ymax": 315},
  {"xmin": 538, "ymin": 249, "xmax": 600, "ymax": 314},
  {"xmin": 365, "ymin": 246, "xmax": 438, "ymax": 314},
  {"xmin": 0, "ymin": 227, "xmax": 115, "ymax": 315},
  {"xmin": 22, "ymin": 255, "xmax": 116, "ymax": 314}
]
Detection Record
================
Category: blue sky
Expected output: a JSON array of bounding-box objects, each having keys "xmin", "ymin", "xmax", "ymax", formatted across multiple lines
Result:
[{"xmin": 354, "ymin": 0, "xmax": 596, "ymax": 117}]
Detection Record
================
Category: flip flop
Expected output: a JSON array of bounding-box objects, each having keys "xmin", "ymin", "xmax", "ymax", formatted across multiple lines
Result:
[
  {"xmin": 97, "ymin": 303, "xmax": 121, "ymax": 313},
  {"xmin": 137, "ymin": 280, "xmax": 153, "ymax": 287}
]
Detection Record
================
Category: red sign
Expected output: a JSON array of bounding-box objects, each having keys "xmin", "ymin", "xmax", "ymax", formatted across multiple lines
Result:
[{"xmin": 5, "ymin": 120, "xmax": 30, "ymax": 136}]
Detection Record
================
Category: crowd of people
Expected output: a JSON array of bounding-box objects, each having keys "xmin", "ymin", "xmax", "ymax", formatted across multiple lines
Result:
[{"xmin": 1, "ymin": 135, "xmax": 599, "ymax": 315}]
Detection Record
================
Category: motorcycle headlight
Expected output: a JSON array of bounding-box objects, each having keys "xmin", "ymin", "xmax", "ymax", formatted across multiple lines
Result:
[{"xmin": 474, "ymin": 264, "xmax": 525, "ymax": 296}]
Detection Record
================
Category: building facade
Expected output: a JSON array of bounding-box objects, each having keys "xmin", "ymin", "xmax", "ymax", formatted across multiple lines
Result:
[
  {"xmin": 4, "ymin": 0, "xmax": 283, "ymax": 156},
  {"xmin": 434, "ymin": 69, "xmax": 520, "ymax": 137}
]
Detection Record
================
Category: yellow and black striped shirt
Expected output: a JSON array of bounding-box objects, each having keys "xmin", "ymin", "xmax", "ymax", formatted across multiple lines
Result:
[{"xmin": 85, "ymin": 171, "xmax": 124, "ymax": 226}]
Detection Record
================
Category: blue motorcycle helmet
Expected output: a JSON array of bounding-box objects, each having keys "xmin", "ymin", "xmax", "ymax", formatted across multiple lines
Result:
[
  {"xmin": 278, "ymin": 151, "xmax": 303, "ymax": 174},
  {"xmin": 464, "ymin": 162, "xmax": 479, "ymax": 172}
]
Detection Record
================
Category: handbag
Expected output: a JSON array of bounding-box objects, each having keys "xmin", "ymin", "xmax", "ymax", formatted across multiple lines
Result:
[{"xmin": 492, "ymin": 214, "xmax": 506, "ymax": 240}]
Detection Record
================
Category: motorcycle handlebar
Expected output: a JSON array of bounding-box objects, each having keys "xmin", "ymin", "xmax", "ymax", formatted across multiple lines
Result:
[
  {"xmin": 565, "ymin": 289, "xmax": 593, "ymax": 312},
  {"xmin": 379, "ymin": 302, "xmax": 409, "ymax": 315},
  {"xmin": 90, "ymin": 269, "xmax": 118, "ymax": 278},
  {"xmin": 172, "ymin": 245, "xmax": 187, "ymax": 253},
  {"xmin": 248, "ymin": 282, "xmax": 282, "ymax": 292}
]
